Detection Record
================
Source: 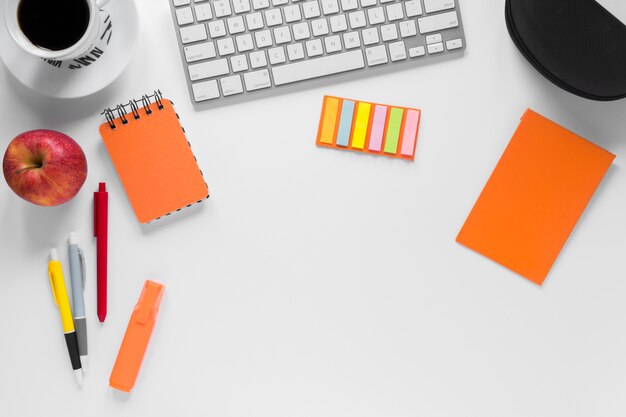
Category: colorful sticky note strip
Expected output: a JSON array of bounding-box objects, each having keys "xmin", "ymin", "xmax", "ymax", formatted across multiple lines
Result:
[{"xmin": 316, "ymin": 96, "xmax": 421, "ymax": 160}]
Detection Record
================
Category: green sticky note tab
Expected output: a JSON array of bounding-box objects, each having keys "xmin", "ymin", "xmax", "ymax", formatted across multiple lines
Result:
[{"xmin": 383, "ymin": 108, "xmax": 404, "ymax": 154}]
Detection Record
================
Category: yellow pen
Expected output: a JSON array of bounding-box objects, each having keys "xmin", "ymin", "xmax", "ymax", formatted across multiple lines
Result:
[{"xmin": 48, "ymin": 249, "xmax": 83, "ymax": 387}]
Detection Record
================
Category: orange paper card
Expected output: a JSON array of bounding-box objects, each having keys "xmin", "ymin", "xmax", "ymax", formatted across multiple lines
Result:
[
  {"xmin": 456, "ymin": 109, "xmax": 615, "ymax": 285},
  {"xmin": 100, "ymin": 94, "xmax": 208, "ymax": 223}
]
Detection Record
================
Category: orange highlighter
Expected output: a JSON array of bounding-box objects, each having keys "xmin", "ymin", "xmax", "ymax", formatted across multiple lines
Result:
[{"xmin": 110, "ymin": 280, "xmax": 165, "ymax": 392}]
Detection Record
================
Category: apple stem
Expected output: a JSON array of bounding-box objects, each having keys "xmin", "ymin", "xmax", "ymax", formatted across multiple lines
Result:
[{"xmin": 15, "ymin": 164, "xmax": 42, "ymax": 174}]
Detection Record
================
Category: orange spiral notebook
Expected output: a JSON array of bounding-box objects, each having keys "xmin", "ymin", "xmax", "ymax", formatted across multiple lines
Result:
[{"xmin": 100, "ymin": 91, "xmax": 209, "ymax": 223}]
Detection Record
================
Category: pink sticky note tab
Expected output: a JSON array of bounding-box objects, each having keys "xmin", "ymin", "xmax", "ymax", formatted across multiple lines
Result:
[
  {"xmin": 400, "ymin": 110, "xmax": 420, "ymax": 156},
  {"xmin": 368, "ymin": 105, "xmax": 388, "ymax": 152}
]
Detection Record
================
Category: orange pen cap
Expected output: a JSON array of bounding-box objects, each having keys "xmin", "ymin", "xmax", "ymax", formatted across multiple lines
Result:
[{"xmin": 109, "ymin": 280, "xmax": 165, "ymax": 392}]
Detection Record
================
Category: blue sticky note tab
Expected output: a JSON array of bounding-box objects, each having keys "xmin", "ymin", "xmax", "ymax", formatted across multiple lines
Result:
[{"xmin": 335, "ymin": 100, "xmax": 355, "ymax": 147}]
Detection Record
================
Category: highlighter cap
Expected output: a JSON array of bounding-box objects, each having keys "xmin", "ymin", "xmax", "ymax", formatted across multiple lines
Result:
[{"xmin": 109, "ymin": 280, "xmax": 165, "ymax": 392}]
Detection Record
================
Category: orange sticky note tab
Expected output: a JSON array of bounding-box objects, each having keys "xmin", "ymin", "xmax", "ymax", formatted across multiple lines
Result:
[
  {"xmin": 456, "ymin": 109, "xmax": 615, "ymax": 285},
  {"xmin": 110, "ymin": 280, "xmax": 165, "ymax": 392},
  {"xmin": 319, "ymin": 96, "xmax": 340, "ymax": 145}
]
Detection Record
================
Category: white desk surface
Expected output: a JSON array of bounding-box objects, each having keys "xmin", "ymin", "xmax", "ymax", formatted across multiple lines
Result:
[{"xmin": 2, "ymin": 1, "xmax": 626, "ymax": 416}]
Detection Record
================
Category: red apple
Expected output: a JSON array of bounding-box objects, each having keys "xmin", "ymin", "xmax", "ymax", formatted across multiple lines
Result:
[{"xmin": 3, "ymin": 130, "xmax": 87, "ymax": 206}]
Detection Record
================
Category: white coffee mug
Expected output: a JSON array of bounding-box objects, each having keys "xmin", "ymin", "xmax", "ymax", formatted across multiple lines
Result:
[{"xmin": 5, "ymin": 0, "xmax": 111, "ymax": 61}]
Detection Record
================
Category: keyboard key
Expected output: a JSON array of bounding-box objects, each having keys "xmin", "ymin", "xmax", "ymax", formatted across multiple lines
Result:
[
  {"xmin": 250, "ymin": 50, "xmax": 268, "ymax": 67},
  {"xmin": 340, "ymin": 0, "xmax": 358, "ymax": 11},
  {"xmin": 244, "ymin": 69, "xmax": 272, "ymax": 91},
  {"xmin": 380, "ymin": 24, "xmax": 398, "ymax": 41},
  {"xmin": 228, "ymin": 16, "xmax": 246, "ymax": 34},
  {"xmin": 306, "ymin": 39, "xmax": 324, "ymax": 57},
  {"xmin": 188, "ymin": 58, "xmax": 229, "ymax": 80},
  {"xmin": 321, "ymin": 0, "xmax": 340, "ymax": 15},
  {"xmin": 220, "ymin": 75, "xmax": 244, "ymax": 95},
  {"xmin": 184, "ymin": 41, "xmax": 216, "ymax": 62},
  {"xmin": 274, "ymin": 26, "xmax": 292, "ymax": 44},
  {"xmin": 311, "ymin": 18, "xmax": 329, "ymax": 36},
  {"xmin": 246, "ymin": 12, "xmax": 264, "ymax": 30},
  {"xmin": 418, "ymin": 11, "xmax": 458, "ymax": 33},
  {"xmin": 324, "ymin": 35, "xmax": 342, "ymax": 53},
  {"xmin": 427, "ymin": 42, "xmax": 444, "ymax": 54},
  {"xmin": 208, "ymin": 20, "xmax": 227, "ymax": 38},
  {"xmin": 446, "ymin": 38, "xmax": 463, "ymax": 50},
  {"xmin": 252, "ymin": 0, "xmax": 270, "ymax": 9},
  {"xmin": 176, "ymin": 7, "xmax": 194, "ymax": 25},
  {"xmin": 192, "ymin": 80, "xmax": 220, "ymax": 101},
  {"xmin": 367, "ymin": 7, "xmax": 384, "ymax": 25},
  {"xmin": 399, "ymin": 20, "xmax": 417, "ymax": 37},
  {"xmin": 272, "ymin": 50, "xmax": 365, "ymax": 85},
  {"xmin": 408, "ymin": 45, "xmax": 425, "ymax": 57},
  {"xmin": 265, "ymin": 9, "xmax": 283, "ymax": 26},
  {"xmin": 284, "ymin": 5, "xmax": 302, "ymax": 22},
  {"xmin": 268, "ymin": 46, "xmax": 286, "ymax": 64},
  {"xmin": 255, "ymin": 30, "xmax": 273, "ymax": 47},
  {"xmin": 233, "ymin": 0, "xmax": 251, "ymax": 13},
  {"xmin": 404, "ymin": 0, "xmax": 423, "ymax": 17},
  {"xmin": 388, "ymin": 41, "xmax": 406, "ymax": 61},
  {"xmin": 180, "ymin": 24, "xmax": 208, "ymax": 44},
  {"xmin": 303, "ymin": 1, "xmax": 321, "ymax": 18},
  {"xmin": 343, "ymin": 31, "xmax": 361, "ymax": 49},
  {"xmin": 272, "ymin": 0, "xmax": 288, "ymax": 5},
  {"xmin": 217, "ymin": 38, "xmax": 236, "ymax": 55},
  {"xmin": 386, "ymin": 3, "xmax": 403, "ymax": 21},
  {"xmin": 293, "ymin": 22, "xmax": 311, "ymax": 40},
  {"xmin": 195, "ymin": 4, "xmax": 212, "ymax": 21},
  {"xmin": 330, "ymin": 15, "xmax": 348, "ymax": 32},
  {"xmin": 365, "ymin": 44, "xmax": 387, "ymax": 66},
  {"xmin": 348, "ymin": 11, "xmax": 366, "ymax": 29},
  {"xmin": 426, "ymin": 33, "xmax": 442, "ymax": 44},
  {"xmin": 380, "ymin": 0, "xmax": 393, "ymax": 3},
  {"xmin": 174, "ymin": 0, "xmax": 191, "ymax": 6},
  {"xmin": 287, "ymin": 43, "xmax": 305, "ymax": 60},
  {"xmin": 236, "ymin": 33, "xmax": 254, "ymax": 51},
  {"xmin": 424, "ymin": 0, "xmax": 455, "ymax": 14},
  {"xmin": 361, "ymin": 28, "xmax": 379, "ymax": 45},
  {"xmin": 213, "ymin": 0, "xmax": 232, "ymax": 17},
  {"xmin": 360, "ymin": 0, "xmax": 376, "ymax": 7},
  {"xmin": 230, "ymin": 54, "xmax": 249, "ymax": 72}
]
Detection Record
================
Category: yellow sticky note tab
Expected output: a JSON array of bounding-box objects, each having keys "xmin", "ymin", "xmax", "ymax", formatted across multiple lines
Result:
[
  {"xmin": 351, "ymin": 102, "xmax": 371, "ymax": 150},
  {"xmin": 320, "ymin": 97, "xmax": 340, "ymax": 144}
]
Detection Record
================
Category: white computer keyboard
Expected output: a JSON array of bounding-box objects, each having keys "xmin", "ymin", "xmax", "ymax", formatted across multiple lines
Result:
[{"xmin": 169, "ymin": 0, "xmax": 466, "ymax": 107}]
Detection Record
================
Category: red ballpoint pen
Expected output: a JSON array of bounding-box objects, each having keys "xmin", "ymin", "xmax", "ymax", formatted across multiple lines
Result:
[{"xmin": 94, "ymin": 182, "xmax": 108, "ymax": 323}]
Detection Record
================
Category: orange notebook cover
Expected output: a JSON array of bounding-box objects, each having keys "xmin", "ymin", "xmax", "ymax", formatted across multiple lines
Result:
[
  {"xmin": 100, "ymin": 93, "xmax": 208, "ymax": 223},
  {"xmin": 456, "ymin": 109, "xmax": 615, "ymax": 285}
]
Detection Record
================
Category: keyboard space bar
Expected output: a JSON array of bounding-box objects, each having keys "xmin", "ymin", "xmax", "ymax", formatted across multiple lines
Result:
[{"xmin": 272, "ymin": 51, "xmax": 365, "ymax": 86}]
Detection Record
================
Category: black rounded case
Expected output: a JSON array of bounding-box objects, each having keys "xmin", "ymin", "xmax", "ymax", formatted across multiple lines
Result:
[{"xmin": 505, "ymin": 0, "xmax": 626, "ymax": 101}]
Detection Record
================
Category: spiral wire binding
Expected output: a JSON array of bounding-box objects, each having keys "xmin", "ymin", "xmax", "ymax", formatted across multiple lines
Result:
[
  {"xmin": 101, "ymin": 90, "xmax": 163, "ymax": 129},
  {"xmin": 129, "ymin": 100, "xmax": 140, "ymax": 120}
]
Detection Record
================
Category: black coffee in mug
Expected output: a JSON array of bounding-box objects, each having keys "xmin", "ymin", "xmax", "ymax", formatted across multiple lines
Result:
[{"xmin": 18, "ymin": 0, "xmax": 90, "ymax": 51}]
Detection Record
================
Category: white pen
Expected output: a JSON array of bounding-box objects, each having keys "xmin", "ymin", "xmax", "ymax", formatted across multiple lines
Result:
[{"xmin": 68, "ymin": 232, "xmax": 88, "ymax": 373}]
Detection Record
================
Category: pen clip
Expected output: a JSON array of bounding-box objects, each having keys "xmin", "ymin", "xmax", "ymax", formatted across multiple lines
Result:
[
  {"xmin": 48, "ymin": 265, "xmax": 58, "ymax": 306},
  {"xmin": 135, "ymin": 281, "xmax": 164, "ymax": 325},
  {"xmin": 78, "ymin": 247, "xmax": 86, "ymax": 290},
  {"xmin": 93, "ymin": 195, "xmax": 98, "ymax": 238}
]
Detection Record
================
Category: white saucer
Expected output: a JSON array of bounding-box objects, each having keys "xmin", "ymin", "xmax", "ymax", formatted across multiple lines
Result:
[{"xmin": 0, "ymin": 0, "xmax": 138, "ymax": 99}]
